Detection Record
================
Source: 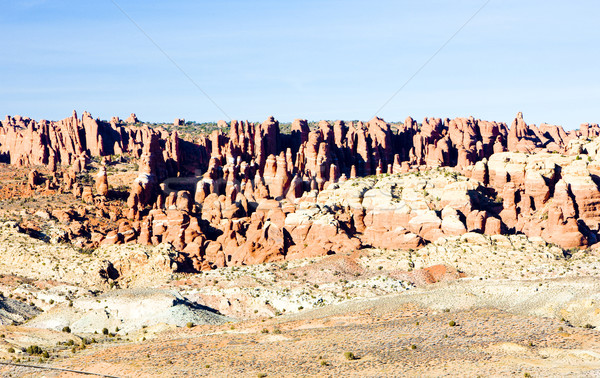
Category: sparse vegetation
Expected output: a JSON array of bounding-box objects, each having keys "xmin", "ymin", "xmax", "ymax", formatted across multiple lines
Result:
[{"xmin": 25, "ymin": 345, "xmax": 43, "ymax": 356}]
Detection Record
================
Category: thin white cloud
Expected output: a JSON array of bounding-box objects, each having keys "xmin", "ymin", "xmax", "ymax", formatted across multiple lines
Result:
[{"xmin": 16, "ymin": 0, "xmax": 48, "ymax": 9}]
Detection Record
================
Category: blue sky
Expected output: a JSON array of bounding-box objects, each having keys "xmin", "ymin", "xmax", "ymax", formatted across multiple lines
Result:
[{"xmin": 1, "ymin": 1, "xmax": 598, "ymax": 129}]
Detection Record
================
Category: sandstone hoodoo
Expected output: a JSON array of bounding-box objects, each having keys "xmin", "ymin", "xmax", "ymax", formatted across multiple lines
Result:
[
  {"xmin": 3, "ymin": 110, "xmax": 600, "ymax": 378},
  {"xmin": 1, "ymin": 110, "xmax": 599, "ymax": 272}
]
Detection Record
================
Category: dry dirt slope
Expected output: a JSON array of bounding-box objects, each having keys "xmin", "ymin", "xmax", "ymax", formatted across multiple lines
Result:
[
  {"xmin": 0, "ymin": 215, "xmax": 598, "ymax": 376},
  {"xmin": 3, "ymin": 279, "xmax": 598, "ymax": 378}
]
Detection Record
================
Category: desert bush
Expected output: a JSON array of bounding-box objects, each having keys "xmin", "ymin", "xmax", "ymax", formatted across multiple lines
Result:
[
  {"xmin": 344, "ymin": 351, "xmax": 358, "ymax": 360},
  {"xmin": 26, "ymin": 345, "xmax": 43, "ymax": 355}
]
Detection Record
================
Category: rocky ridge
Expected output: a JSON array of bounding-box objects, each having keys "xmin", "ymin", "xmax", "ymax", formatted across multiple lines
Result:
[{"xmin": 2, "ymin": 111, "xmax": 600, "ymax": 274}]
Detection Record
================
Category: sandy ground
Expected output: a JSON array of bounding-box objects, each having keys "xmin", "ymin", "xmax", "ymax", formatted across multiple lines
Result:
[{"xmin": 0, "ymin": 279, "xmax": 598, "ymax": 377}]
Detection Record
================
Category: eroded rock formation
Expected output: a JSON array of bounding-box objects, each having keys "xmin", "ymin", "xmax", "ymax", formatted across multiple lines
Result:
[{"xmin": 2, "ymin": 110, "xmax": 599, "ymax": 272}]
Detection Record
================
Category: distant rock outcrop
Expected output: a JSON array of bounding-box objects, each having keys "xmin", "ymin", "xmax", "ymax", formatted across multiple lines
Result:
[{"xmin": 1, "ymin": 110, "xmax": 599, "ymax": 269}]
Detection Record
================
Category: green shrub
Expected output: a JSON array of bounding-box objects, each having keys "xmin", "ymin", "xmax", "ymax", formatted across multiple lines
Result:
[
  {"xmin": 102, "ymin": 327, "xmax": 109, "ymax": 335},
  {"xmin": 26, "ymin": 345, "xmax": 43, "ymax": 355},
  {"xmin": 186, "ymin": 322, "xmax": 194, "ymax": 328},
  {"xmin": 62, "ymin": 326, "xmax": 71, "ymax": 333},
  {"xmin": 449, "ymin": 321, "xmax": 456, "ymax": 327},
  {"xmin": 344, "ymin": 351, "xmax": 358, "ymax": 360}
]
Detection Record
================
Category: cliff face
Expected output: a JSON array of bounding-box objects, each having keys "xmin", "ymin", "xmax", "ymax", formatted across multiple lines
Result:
[
  {"xmin": 1, "ymin": 110, "xmax": 585, "ymax": 180},
  {"xmin": 3, "ymin": 110, "xmax": 600, "ymax": 270},
  {"xmin": 0, "ymin": 111, "xmax": 180, "ymax": 176}
]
